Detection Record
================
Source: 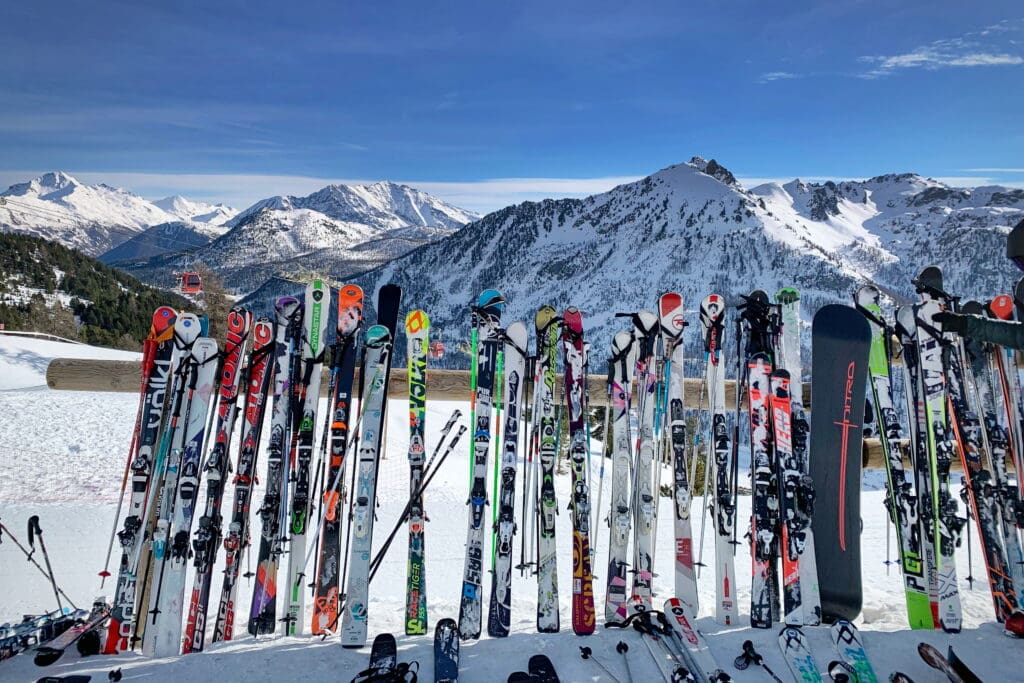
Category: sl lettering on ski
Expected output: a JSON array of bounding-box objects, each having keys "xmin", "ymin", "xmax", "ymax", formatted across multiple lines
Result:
[{"xmin": 833, "ymin": 360, "xmax": 860, "ymax": 551}]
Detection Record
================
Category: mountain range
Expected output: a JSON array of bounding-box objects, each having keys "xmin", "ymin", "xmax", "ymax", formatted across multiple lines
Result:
[
  {"xmin": 5, "ymin": 160, "xmax": 1022, "ymax": 364},
  {"xmin": 325, "ymin": 157, "xmax": 1024, "ymax": 363},
  {"xmin": 0, "ymin": 172, "xmax": 236, "ymax": 256},
  {"xmin": 116, "ymin": 181, "xmax": 479, "ymax": 293}
]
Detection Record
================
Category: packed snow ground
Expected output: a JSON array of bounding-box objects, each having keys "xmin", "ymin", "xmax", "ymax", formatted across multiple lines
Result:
[{"xmin": 0, "ymin": 337, "xmax": 1020, "ymax": 682}]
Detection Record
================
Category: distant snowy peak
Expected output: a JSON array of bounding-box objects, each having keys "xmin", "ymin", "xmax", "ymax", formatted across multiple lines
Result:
[
  {"xmin": 230, "ymin": 180, "xmax": 480, "ymax": 231},
  {"xmin": 153, "ymin": 195, "xmax": 238, "ymax": 226},
  {"xmin": 1, "ymin": 171, "xmax": 178, "ymax": 256}
]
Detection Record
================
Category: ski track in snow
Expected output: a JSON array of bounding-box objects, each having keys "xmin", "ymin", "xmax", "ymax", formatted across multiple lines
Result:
[{"xmin": 0, "ymin": 337, "xmax": 1019, "ymax": 682}]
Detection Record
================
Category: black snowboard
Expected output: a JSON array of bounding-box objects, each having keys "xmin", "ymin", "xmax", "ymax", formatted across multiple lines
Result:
[
  {"xmin": 529, "ymin": 655, "xmax": 560, "ymax": 683},
  {"xmin": 434, "ymin": 618, "xmax": 459, "ymax": 683},
  {"xmin": 809, "ymin": 304, "xmax": 871, "ymax": 623},
  {"xmin": 368, "ymin": 632, "xmax": 397, "ymax": 670}
]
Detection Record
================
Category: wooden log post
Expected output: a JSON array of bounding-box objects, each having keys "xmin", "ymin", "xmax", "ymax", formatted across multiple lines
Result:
[{"xmin": 46, "ymin": 358, "xmax": 990, "ymax": 472}]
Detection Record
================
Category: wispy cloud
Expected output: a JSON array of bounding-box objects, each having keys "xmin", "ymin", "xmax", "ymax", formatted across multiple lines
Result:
[
  {"xmin": 961, "ymin": 167, "xmax": 1024, "ymax": 173},
  {"xmin": 859, "ymin": 20, "xmax": 1024, "ymax": 78},
  {"xmin": 0, "ymin": 170, "xmax": 643, "ymax": 214},
  {"xmin": 757, "ymin": 71, "xmax": 801, "ymax": 84}
]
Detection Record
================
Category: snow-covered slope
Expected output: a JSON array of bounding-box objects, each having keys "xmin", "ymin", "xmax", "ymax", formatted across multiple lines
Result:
[
  {"xmin": 153, "ymin": 195, "xmax": 237, "ymax": 226},
  {"xmin": 126, "ymin": 181, "xmax": 480, "ymax": 294},
  {"xmin": 97, "ymin": 221, "xmax": 220, "ymax": 264},
  {"xmin": 0, "ymin": 334, "xmax": 1017, "ymax": 682},
  {"xmin": 0, "ymin": 333, "xmax": 138, "ymax": 390},
  {"xmin": 0, "ymin": 173, "xmax": 234, "ymax": 257},
  {"xmin": 343, "ymin": 157, "xmax": 1022, "ymax": 361},
  {"xmin": 0, "ymin": 172, "xmax": 177, "ymax": 256}
]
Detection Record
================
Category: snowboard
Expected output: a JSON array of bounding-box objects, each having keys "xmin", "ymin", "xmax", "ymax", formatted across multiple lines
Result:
[
  {"xmin": 808, "ymin": 305, "xmax": 871, "ymax": 623},
  {"xmin": 434, "ymin": 618, "xmax": 460, "ymax": 682},
  {"xmin": 507, "ymin": 655, "xmax": 559, "ymax": 683},
  {"xmin": 369, "ymin": 632, "xmax": 397, "ymax": 670}
]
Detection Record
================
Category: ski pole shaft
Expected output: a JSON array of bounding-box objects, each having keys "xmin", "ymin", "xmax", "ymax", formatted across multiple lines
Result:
[
  {"xmin": 617, "ymin": 641, "xmax": 635, "ymax": 683},
  {"xmin": 368, "ymin": 424, "xmax": 466, "ymax": 579},
  {"xmin": 28, "ymin": 515, "xmax": 63, "ymax": 612},
  {"xmin": 1, "ymin": 521, "xmax": 76, "ymax": 608}
]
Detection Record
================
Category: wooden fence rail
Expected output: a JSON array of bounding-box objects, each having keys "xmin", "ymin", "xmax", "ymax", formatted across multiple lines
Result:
[{"xmin": 47, "ymin": 358, "xmax": 980, "ymax": 472}]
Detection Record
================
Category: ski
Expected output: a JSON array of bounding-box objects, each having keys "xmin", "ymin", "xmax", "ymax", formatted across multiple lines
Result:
[
  {"xmin": 403, "ymin": 309, "xmax": 430, "ymax": 635},
  {"xmin": 249, "ymin": 296, "xmax": 303, "ymax": 636},
  {"xmin": 777, "ymin": 287, "xmax": 820, "ymax": 626},
  {"xmin": 740, "ymin": 291, "xmax": 780, "ymax": 629},
  {"xmin": 562, "ymin": 307, "xmax": 596, "ymax": 634},
  {"xmin": 630, "ymin": 310, "xmax": 660, "ymax": 612},
  {"xmin": 284, "ymin": 280, "xmax": 329, "ymax": 636},
  {"xmin": 912, "ymin": 280, "xmax": 963, "ymax": 633},
  {"xmin": 965, "ymin": 299, "xmax": 1024, "ymax": 607},
  {"xmin": 663, "ymin": 597, "xmax": 731, "ymax": 682},
  {"xmin": 311, "ymin": 284, "xmax": 364, "ymax": 635},
  {"xmin": 487, "ymin": 320, "xmax": 527, "ymax": 637},
  {"xmin": 183, "ymin": 307, "xmax": 253, "ymax": 653},
  {"xmin": 829, "ymin": 620, "xmax": 879, "ymax": 683},
  {"xmin": 778, "ymin": 625, "xmax": 823, "ymax": 683},
  {"xmin": 535, "ymin": 305, "xmax": 561, "ymax": 632},
  {"xmin": 435, "ymin": 617, "xmax": 460, "ymax": 683},
  {"xmin": 918, "ymin": 643, "xmax": 981, "ymax": 683},
  {"xmin": 700, "ymin": 294, "xmax": 736, "ymax": 626},
  {"xmin": 340, "ymin": 324, "xmax": 394, "ymax": 648},
  {"xmin": 211, "ymin": 318, "xmax": 274, "ymax": 643},
  {"xmin": 458, "ymin": 289, "xmax": 505, "ymax": 640},
  {"xmin": 944, "ymin": 306, "xmax": 1018, "ymax": 622},
  {"xmin": 104, "ymin": 306, "xmax": 177, "ymax": 653},
  {"xmin": 748, "ymin": 350, "xmax": 775, "ymax": 629},
  {"xmin": 854, "ymin": 285, "xmax": 933, "ymax": 629},
  {"xmin": 605, "ymin": 329, "xmax": 636, "ymax": 622},
  {"xmin": 143, "ymin": 333, "xmax": 219, "ymax": 657},
  {"xmin": 660, "ymin": 293, "xmax": 698, "ymax": 614},
  {"xmin": 130, "ymin": 312, "xmax": 203, "ymax": 649}
]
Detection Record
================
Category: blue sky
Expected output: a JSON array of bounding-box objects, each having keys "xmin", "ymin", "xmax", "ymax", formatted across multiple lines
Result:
[{"xmin": 2, "ymin": 1, "xmax": 1022, "ymax": 212}]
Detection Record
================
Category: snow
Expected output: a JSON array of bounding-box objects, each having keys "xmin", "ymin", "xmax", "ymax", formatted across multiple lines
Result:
[
  {"xmin": 0, "ymin": 334, "xmax": 1018, "ymax": 682},
  {"xmin": 153, "ymin": 195, "xmax": 238, "ymax": 226},
  {"xmin": 0, "ymin": 172, "xmax": 236, "ymax": 256},
  {"xmin": 0, "ymin": 334, "xmax": 138, "ymax": 391}
]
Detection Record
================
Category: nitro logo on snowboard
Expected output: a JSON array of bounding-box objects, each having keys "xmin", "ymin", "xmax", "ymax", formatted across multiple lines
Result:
[{"xmin": 833, "ymin": 361, "xmax": 861, "ymax": 551}]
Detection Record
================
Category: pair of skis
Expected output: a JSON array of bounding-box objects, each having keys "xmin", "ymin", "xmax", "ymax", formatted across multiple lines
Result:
[
  {"xmin": 778, "ymin": 621, "xmax": 882, "ymax": 683},
  {"xmin": 340, "ymin": 284, "xmax": 403, "ymax": 647}
]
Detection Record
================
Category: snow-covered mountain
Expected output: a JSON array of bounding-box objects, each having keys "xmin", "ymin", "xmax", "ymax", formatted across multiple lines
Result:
[
  {"xmin": 126, "ymin": 181, "xmax": 480, "ymax": 294},
  {"xmin": 0, "ymin": 172, "xmax": 177, "ymax": 256},
  {"xmin": 0, "ymin": 172, "xmax": 233, "ymax": 257},
  {"xmin": 153, "ymin": 195, "xmax": 237, "ymax": 227},
  {"xmin": 336, "ymin": 157, "xmax": 1022, "ymax": 361},
  {"xmin": 97, "ymin": 221, "xmax": 220, "ymax": 264}
]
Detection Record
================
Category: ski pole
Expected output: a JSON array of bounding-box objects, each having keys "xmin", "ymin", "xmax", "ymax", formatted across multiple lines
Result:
[
  {"xmin": 369, "ymin": 423, "xmax": 467, "ymax": 579},
  {"xmin": 325, "ymin": 422, "xmax": 465, "ymax": 637},
  {"xmin": 617, "ymin": 641, "xmax": 635, "ymax": 683},
  {"xmin": 299, "ymin": 374, "xmax": 404, "ymax": 572},
  {"xmin": 733, "ymin": 639, "xmax": 784, "ymax": 683},
  {"xmin": 580, "ymin": 646, "xmax": 624, "ymax": 683},
  {"xmin": 27, "ymin": 515, "xmax": 63, "ymax": 612},
  {"xmin": 0, "ymin": 520, "xmax": 76, "ymax": 608},
  {"xmin": 98, "ymin": 335, "xmax": 157, "ymax": 586}
]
